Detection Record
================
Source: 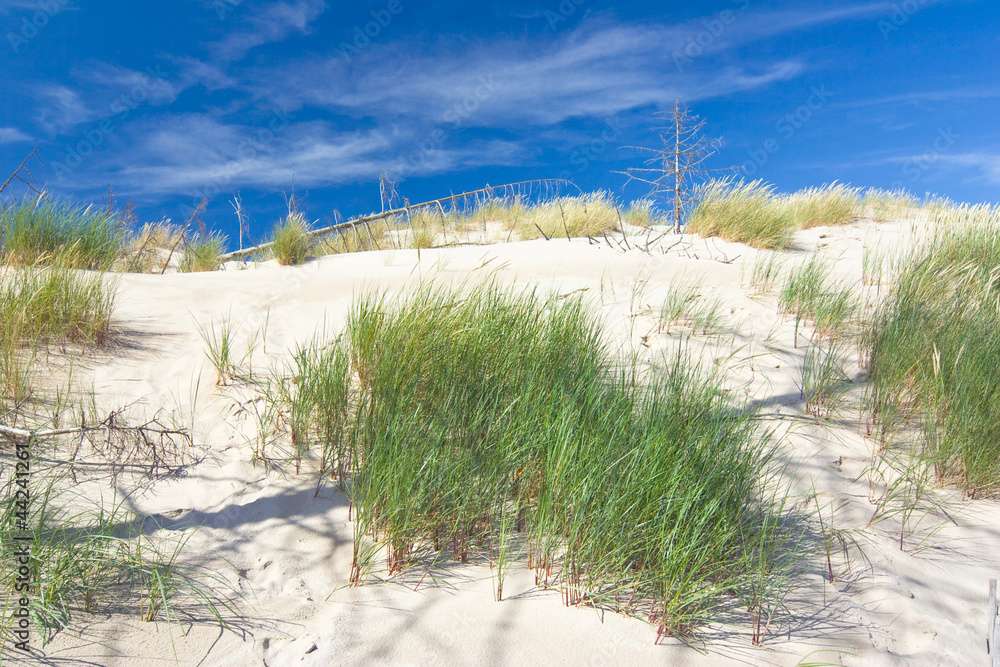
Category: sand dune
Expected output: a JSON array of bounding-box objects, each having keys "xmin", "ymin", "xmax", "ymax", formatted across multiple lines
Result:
[{"xmin": 32, "ymin": 221, "xmax": 1000, "ymax": 666}]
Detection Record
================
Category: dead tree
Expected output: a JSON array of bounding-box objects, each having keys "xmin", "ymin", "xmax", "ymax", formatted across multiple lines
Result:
[
  {"xmin": 231, "ymin": 193, "xmax": 248, "ymax": 253},
  {"xmin": 620, "ymin": 100, "xmax": 719, "ymax": 233}
]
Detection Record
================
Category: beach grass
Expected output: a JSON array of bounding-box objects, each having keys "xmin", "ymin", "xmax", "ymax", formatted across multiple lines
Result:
[
  {"xmin": 262, "ymin": 283, "xmax": 798, "ymax": 638},
  {"xmin": 0, "ymin": 255, "xmax": 117, "ymax": 348},
  {"xmin": 0, "ymin": 198, "xmax": 124, "ymax": 270},
  {"xmin": 865, "ymin": 214, "xmax": 1000, "ymax": 495},
  {"xmin": 687, "ymin": 179, "xmax": 796, "ymax": 249},
  {"xmin": 179, "ymin": 232, "xmax": 226, "ymax": 273},
  {"xmin": 511, "ymin": 191, "xmax": 621, "ymax": 240},
  {"xmin": 271, "ymin": 212, "xmax": 312, "ymax": 266},
  {"xmin": 784, "ymin": 183, "xmax": 861, "ymax": 229}
]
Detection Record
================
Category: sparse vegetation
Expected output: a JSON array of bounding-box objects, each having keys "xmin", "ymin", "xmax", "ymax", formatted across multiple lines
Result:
[
  {"xmin": 779, "ymin": 257, "xmax": 856, "ymax": 341},
  {"xmin": 747, "ymin": 253, "xmax": 783, "ymax": 295},
  {"xmin": 0, "ymin": 473, "xmax": 229, "ymax": 646},
  {"xmin": 800, "ymin": 340, "xmax": 851, "ymax": 417},
  {"xmin": 687, "ymin": 179, "xmax": 796, "ymax": 249},
  {"xmin": 318, "ymin": 221, "xmax": 390, "ymax": 255},
  {"xmin": 659, "ymin": 282, "xmax": 725, "ymax": 335}
]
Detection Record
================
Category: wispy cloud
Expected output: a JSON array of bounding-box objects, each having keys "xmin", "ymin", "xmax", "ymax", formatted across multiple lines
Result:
[
  {"xmin": 31, "ymin": 65, "xmax": 182, "ymax": 134},
  {"xmin": 842, "ymin": 86, "xmax": 1000, "ymax": 108},
  {"xmin": 0, "ymin": 127, "xmax": 31, "ymax": 143},
  {"xmin": 932, "ymin": 152, "xmax": 1000, "ymax": 184},
  {"xmin": 0, "ymin": 0, "xmax": 72, "ymax": 14},
  {"xmin": 34, "ymin": 84, "xmax": 91, "ymax": 132},
  {"xmin": 59, "ymin": 114, "xmax": 525, "ymax": 195},
  {"xmin": 210, "ymin": 0, "xmax": 326, "ymax": 62},
  {"xmin": 251, "ymin": 4, "xmax": 890, "ymax": 128}
]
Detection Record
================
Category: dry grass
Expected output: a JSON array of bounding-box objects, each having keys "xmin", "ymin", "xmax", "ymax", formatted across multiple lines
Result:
[
  {"xmin": 783, "ymin": 183, "xmax": 861, "ymax": 229},
  {"xmin": 513, "ymin": 191, "xmax": 620, "ymax": 240},
  {"xmin": 687, "ymin": 179, "xmax": 796, "ymax": 249}
]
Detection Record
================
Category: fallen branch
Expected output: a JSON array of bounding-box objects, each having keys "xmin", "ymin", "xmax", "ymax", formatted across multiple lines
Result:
[{"xmin": 219, "ymin": 178, "xmax": 579, "ymax": 260}]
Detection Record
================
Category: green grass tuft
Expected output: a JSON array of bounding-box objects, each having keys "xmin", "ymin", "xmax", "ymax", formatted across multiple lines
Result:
[
  {"xmin": 271, "ymin": 212, "xmax": 313, "ymax": 266},
  {"xmin": 865, "ymin": 215, "xmax": 1000, "ymax": 495},
  {"xmin": 179, "ymin": 233, "xmax": 226, "ymax": 273},
  {"xmin": 1, "ymin": 198, "xmax": 124, "ymax": 270},
  {"xmin": 259, "ymin": 283, "xmax": 798, "ymax": 638}
]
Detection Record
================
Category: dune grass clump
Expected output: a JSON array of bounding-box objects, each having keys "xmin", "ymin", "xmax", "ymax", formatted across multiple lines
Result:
[
  {"xmin": 687, "ymin": 179, "xmax": 796, "ymax": 249},
  {"xmin": 0, "ymin": 198, "xmax": 124, "ymax": 270},
  {"xmin": 0, "ymin": 257, "xmax": 116, "ymax": 347},
  {"xmin": 865, "ymin": 220, "xmax": 1000, "ymax": 495},
  {"xmin": 273, "ymin": 284, "xmax": 797, "ymax": 638},
  {"xmin": 800, "ymin": 341, "xmax": 850, "ymax": 418},
  {"xmin": 179, "ymin": 232, "xmax": 226, "ymax": 273},
  {"xmin": 0, "ymin": 249, "xmax": 117, "ymax": 414},
  {"xmin": 513, "ymin": 192, "xmax": 620, "ymax": 240},
  {"xmin": 622, "ymin": 198, "xmax": 657, "ymax": 228},
  {"xmin": 783, "ymin": 183, "xmax": 861, "ymax": 229},
  {"xmin": 271, "ymin": 212, "xmax": 313, "ymax": 266}
]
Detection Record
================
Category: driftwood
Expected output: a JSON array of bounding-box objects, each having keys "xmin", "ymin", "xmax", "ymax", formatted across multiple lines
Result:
[{"xmin": 219, "ymin": 178, "xmax": 578, "ymax": 261}]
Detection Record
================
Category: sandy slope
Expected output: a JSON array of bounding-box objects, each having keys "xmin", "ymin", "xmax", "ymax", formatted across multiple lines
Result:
[{"xmin": 33, "ymin": 220, "xmax": 1000, "ymax": 666}]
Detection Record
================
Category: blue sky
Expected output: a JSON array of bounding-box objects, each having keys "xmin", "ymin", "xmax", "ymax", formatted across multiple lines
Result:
[{"xmin": 1, "ymin": 0, "xmax": 997, "ymax": 243}]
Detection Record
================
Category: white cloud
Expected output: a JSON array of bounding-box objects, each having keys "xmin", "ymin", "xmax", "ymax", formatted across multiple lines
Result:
[
  {"xmin": 34, "ymin": 84, "xmax": 92, "ymax": 132},
  {"xmin": 935, "ymin": 153, "xmax": 1000, "ymax": 184},
  {"xmin": 60, "ymin": 114, "xmax": 525, "ymax": 195},
  {"xmin": 32, "ymin": 66, "xmax": 183, "ymax": 134},
  {"xmin": 210, "ymin": 0, "xmax": 326, "ymax": 61},
  {"xmin": 841, "ymin": 86, "xmax": 1000, "ymax": 109},
  {"xmin": 0, "ymin": 127, "xmax": 31, "ymax": 143},
  {"xmin": 250, "ymin": 4, "xmax": 889, "ymax": 127}
]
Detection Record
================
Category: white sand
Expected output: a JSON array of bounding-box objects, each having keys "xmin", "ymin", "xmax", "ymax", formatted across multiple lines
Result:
[{"xmin": 32, "ymin": 220, "xmax": 1000, "ymax": 665}]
